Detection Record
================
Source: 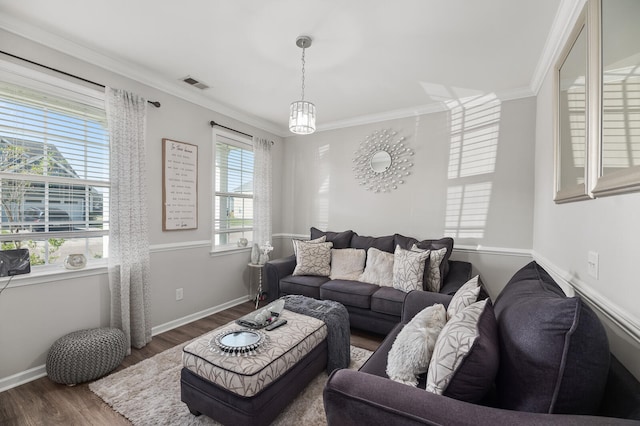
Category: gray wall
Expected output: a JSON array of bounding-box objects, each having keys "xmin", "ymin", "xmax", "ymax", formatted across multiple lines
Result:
[
  {"xmin": 0, "ymin": 29, "xmax": 284, "ymax": 387},
  {"xmin": 279, "ymin": 96, "xmax": 537, "ymax": 299},
  {"xmin": 533, "ymin": 66, "xmax": 640, "ymax": 379}
]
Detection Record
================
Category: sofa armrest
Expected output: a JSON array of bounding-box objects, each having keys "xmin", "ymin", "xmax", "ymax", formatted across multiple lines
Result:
[
  {"xmin": 263, "ymin": 255, "xmax": 296, "ymax": 303},
  {"xmin": 440, "ymin": 259, "xmax": 472, "ymax": 295},
  {"xmin": 323, "ymin": 369, "xmax": 636, "ymax": 426},
  {"xmin": 401, "ymin": 290, "xmax": 452, "ymax": 322}
]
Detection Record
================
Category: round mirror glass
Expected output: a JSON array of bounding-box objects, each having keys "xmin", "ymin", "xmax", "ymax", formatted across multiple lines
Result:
[{"xmin": 370, "ymin": 151, "xmax": 392, "ymax": 173}]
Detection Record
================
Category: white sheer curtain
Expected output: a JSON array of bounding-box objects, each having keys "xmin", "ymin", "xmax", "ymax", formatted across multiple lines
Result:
[
  {"xmin": 253, "ymin": 137, "xmax": 272, "ymax": 247},
  {"xmin": 105, "ymin": 87, "xmax": 151, "ymax": 353}
]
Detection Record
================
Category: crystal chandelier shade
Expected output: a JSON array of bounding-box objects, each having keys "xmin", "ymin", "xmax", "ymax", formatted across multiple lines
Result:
[{"xmin": 289, "ymin": 36, "xmax": 316, "ymax": 135}]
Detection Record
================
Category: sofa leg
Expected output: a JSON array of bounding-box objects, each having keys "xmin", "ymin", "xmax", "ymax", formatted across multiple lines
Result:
[{"xmin": 188, "ymin": 406, "xmax": 201, "ymax": 416}]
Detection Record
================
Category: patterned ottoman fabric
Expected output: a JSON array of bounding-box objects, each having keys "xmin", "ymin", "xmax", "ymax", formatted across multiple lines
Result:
[{"xmin": 182, "ymin": 309, "xmax": 327, "ymax": 397}]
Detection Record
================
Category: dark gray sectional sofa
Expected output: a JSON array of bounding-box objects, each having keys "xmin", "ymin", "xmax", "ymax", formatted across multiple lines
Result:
[
  {"xmin": 264, "ymin": 227, "xmax": 474, "ymax": 335},
  {"xmin": 323, "ymin": 261, "xmax": 640, "ymax": 425}
]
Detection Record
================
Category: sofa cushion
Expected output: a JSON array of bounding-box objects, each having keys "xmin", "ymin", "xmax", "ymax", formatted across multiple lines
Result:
[
  {"xmin": 392, "ymin": 245, "xmax": 430, "ymax": 293},
  {"xmin": 358, "ymin": 248, "xmax": 394, "ymax": 287},
  {"xmin": 329, "ymin": 248, "xmax": 366, "ymax": 280},
  {"xmin": 426, "ymin": 299, "xmax": 499, "ymax": 403},
  {"xmin": 280, "ymin": 275, "xmax": 330, "ymax": 300},
  {"xmin": 310, "ymin": 227, "xmax": 354, "ymax": 249},
  {"xmin": 319, "ymin": 279, "xmax": 378, "ymax": 309},
  {"xmin": 395, "ymin": 234, "xmax": 454, "ymax": 279},
  {"xmin": 292, "ymin": 241, "xmax": 333, "ymax": 277},
  {"xmin": 447, "ymin": 275, "xmax": 481, "ymax": 320},
  {"xmin": 492, "ymin": 261, "xmax": 610, "ymax": 415},
  {"xmin": 387, "ymin": 304, "xmax": 447, "ymax": 386},
  {"xmin": 351, "ymin": 233, "xmax": 395, "ymax": 254},
  {"xmin": 370, "ymin": 286, "xmax": 407, "ymax": 316}
]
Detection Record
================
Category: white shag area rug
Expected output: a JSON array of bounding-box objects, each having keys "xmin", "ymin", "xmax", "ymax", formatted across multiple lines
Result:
[{"xmin": 90, "ymin": 340, "xmax": 372, "ymax": 426}]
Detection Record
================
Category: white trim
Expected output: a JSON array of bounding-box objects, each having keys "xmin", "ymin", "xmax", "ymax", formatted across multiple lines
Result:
[
  {"xmin": 209, "ymin": 247, "xmax": 252, "ymax": 257},
  {"xmin": 0, "ymin": 365, "xmax": 47, "ymax": 393},
  {"xmin": 532, "ymin": 251, "xmax": 640, "ymax": 345},
  {"xmin": 151, "ymin": 295, "xmax": 248, "ymax": 336},
  {"xmin": 453, "ymin": 245, "xmax": 532, "ymax": 258},
  {"xmin": 0, "ymin": 263, "xmax": 108, "ymax": 289},
  {"xmin": 150, "ymin": 240, "xmax": 211, "ymax": 253},
  {"xmin": 0, "ymin": 295, "xmax": 250, "ymax": 392},
  {"xmin": 531, "ymin": 0, "xmax": 586, "ymax": 95}
]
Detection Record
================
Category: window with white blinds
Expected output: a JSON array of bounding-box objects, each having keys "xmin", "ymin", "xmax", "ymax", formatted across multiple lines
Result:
[
  {"xmin": 213, "ymin": 134, "xmax": 253, "ymax": 249},
  {"xmin": 0, "ymin": 79, "xmax": 110, "ymax": 267}
]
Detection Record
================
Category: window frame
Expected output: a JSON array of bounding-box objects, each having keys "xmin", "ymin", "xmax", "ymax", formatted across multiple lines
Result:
[
  {"xmin": 0, "ymin": 59, "xmax": 109, "ymax": 272},
  {"xmin": 211, "ymin": 128, "xmax": 254, "ymax": 253}
]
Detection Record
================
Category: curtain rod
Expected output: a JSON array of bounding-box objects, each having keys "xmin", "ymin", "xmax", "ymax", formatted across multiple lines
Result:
[
  {"xmin": 209, "ymin": 120, "xmax": 253, "ymax": 138},
  {"xmin": 0, "ymin": 50, "xmax": 161, "ymax": 108}
]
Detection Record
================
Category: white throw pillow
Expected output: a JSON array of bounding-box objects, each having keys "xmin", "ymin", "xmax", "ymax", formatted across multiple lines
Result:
[
  {"xmin": 292, "ymin": 235, "xmax": 326, "ymax": 255},
  {"xmin": 329, "ymin": 248, "xmax": 366, "ymax": 280},
  {"xmin": 292, "ymin": 241, "xmax": 333, "ymax": 276},
  {"xmin": 386, "ymin": 303, "xmax": 447, "ymax": 386},
  {"xmin": 411, "ymin": 244, "xmax": 447, "ymax": 292},
  {"xmin": 426, "ymin": 299, "xmax": 489, "ymax": 395},
  {"xmin": 392, "ymin": 245, "xmax": 431, "ymax": 293},
  {"xmin": 358, "ymin": 247, "xmax": 394, "ymax": 287},
  {"xmin": 447, "ymin": 275, "xmax": 481, "ymax": 320}
]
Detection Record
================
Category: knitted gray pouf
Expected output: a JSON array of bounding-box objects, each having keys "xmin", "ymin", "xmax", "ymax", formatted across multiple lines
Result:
[{"xmin": 46, "ymin": 327, "xmax": 127, "ymax": 385}]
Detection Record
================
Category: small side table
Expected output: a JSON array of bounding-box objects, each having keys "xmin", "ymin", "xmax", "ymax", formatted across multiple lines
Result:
[{"xmin": 247, "ymin": 263, "xmax": 265, "ymax": 309}]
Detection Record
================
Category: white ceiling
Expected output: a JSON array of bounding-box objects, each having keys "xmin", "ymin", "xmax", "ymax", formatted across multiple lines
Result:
[{"xmin": 0, "ymin": 0, "xmax": 571, "ymax": 136}]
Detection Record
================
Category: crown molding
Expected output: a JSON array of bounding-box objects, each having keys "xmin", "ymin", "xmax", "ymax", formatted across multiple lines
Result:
[
  {"xmin": 530, "ymin": 0, "xmax": 586, "ymax": 94},
  {"xmin": 314, "ymin": 85, "xmax": 535, "ymax": 134},
  {"xmin": 0, "ymin": 17, "xmax": 287, "ymax": 137}
]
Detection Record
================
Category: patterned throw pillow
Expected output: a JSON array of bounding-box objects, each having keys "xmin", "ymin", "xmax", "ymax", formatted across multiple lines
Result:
[
  {"xmin": 411, "ymin": 245, "xmax": 447, "ymax": 292},
  {"xmin": 386, "ymin": 304, "xmax": 447, "ymax": 386},
  {"xmin": 447, "ymin": 275, "xmax": 481, "ymax": 320},
  {"xmin": 329, "ymin": 248, "xmax": 366, "ymax": 280},
  {"xmin": 426, "ymin": 299, "xmax": 499, "ymax": 402},
  {"xmin": 358, "ymin": 247, "xmax": 395, "ymax": 287},
  {"xmin": 292, "ymin": 241, "xmax": 333, "ymax": 277},
  {"xmin": 392, "ymin": 245, "xmax": 431, "ymax": 293},
  {"xmin": 292, "ymin": 235, "xmax": 326, "ymax": 255}
]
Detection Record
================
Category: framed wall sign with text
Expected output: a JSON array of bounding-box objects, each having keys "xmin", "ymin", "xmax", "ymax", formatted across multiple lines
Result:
[{"xmin": 162, "ymin": 138, "xmax": 198, "ymax": 230}]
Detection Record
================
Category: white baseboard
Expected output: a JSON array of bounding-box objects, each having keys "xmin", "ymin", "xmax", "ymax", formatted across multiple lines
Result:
[
  {"xmin": 0, "ymin": 295, "xmax": 250, "ymax": 393},
  {"xmin": 533, "ymin": 251, "xmax": 640, "ymax": 345},
  {"xmin": 151, "ymin": 295, "xmax": 249, "ymax": 336}
]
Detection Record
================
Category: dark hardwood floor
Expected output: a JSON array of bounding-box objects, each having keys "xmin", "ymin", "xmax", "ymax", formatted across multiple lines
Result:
[{"xmin": 0, "ymin": 300, "xmax": 384, "ymax": 425}]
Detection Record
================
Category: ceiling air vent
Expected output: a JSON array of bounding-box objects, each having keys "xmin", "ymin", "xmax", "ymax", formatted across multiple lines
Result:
[{"xmin": 181, "ymin": 76, "xmax": 210, "ymax": 90}]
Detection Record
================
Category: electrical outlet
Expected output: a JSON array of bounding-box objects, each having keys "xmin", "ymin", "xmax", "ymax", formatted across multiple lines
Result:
[
  {"xmin": 587, "ymin": 251, "xmax": 599, "ymax": 279},
  {"xmin": 176, "ymin": 288, "xmax": 184, "ymax": 301}
]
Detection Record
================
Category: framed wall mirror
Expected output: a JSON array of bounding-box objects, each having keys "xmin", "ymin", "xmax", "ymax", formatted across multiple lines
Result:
[
  {"xmin": 554, "ymin": 4, "xmax": 591, "ymax": 203},
  {"xmin": 591, "ymin": 0, "xmax": 640, "ymax": 197}
]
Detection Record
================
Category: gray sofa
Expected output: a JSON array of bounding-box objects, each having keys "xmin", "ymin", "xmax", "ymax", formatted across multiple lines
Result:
[
  {"xmin": 323, "ymin": 261, "xmax": 640, "ymax": 425},
  {"xmin": 264, "ymin": 227, "xmax": 474, "ymax": 335}
]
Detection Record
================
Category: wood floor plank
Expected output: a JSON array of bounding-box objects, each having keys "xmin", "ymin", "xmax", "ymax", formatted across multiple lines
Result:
[{"xmin": 0, "ymin": 300, "xmax": 383, "ymax": 425}]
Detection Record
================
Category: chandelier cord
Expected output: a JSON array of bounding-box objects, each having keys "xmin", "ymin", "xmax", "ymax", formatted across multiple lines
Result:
[{"xmin": 300, "ymin": 47, "xmax": 306, "ymax": 101}]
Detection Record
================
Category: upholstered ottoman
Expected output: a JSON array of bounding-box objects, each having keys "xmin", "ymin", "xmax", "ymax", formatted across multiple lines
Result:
[
  {"xmin": 180, "ymin": 309, "xmax": 328, "ymax": 426},
  {"xmin": 46, "ymin": 327, "xmax": 127, "ymax": 385}
]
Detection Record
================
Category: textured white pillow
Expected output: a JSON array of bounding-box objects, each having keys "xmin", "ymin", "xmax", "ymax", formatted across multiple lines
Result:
[
  {"xmin": 392, "ymin": 245, "xmax": 431, "ymax": 293},
  {"xmin": 426, "ymin": 299, "xmax": 488, "ymax": 394},
  {"xmin": 411, "ymin": 244, "xmax": 447, "ymax": 292},
  {"xmin": 358, "ymin": 247, "xmax": 394, "ymax": 287},
  {"xmin": 329, "ymin": 248, "xmax": 366, "ymax": 280},
  {"xmin": 386, "ymin": 304, "xmax": 447, "ymax": 386},
  {"xmin": 292, "ymin": 235, "xmax": 326, "ymax": 255},
  {"xmin": 292, "ymin": 241, "xmax": 333, "ymax": 276},
  {"xmin": 447, "ymin": 275, "xmax": 481, "ymax": 320}
]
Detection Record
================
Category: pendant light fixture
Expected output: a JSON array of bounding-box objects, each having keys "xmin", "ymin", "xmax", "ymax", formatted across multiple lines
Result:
[{"xmin": 289, "ymin": 35, "xmax": 316, "ymax": 135}]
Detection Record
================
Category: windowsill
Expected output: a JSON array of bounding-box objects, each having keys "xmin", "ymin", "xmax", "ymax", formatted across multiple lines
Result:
[
  {"xmin": 1, "ymin": 259, "xmax": 108, "ymax": 289},
  {"xmin": 210, "ymin": 245, "xmax": 252, "ymax": 257}
]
